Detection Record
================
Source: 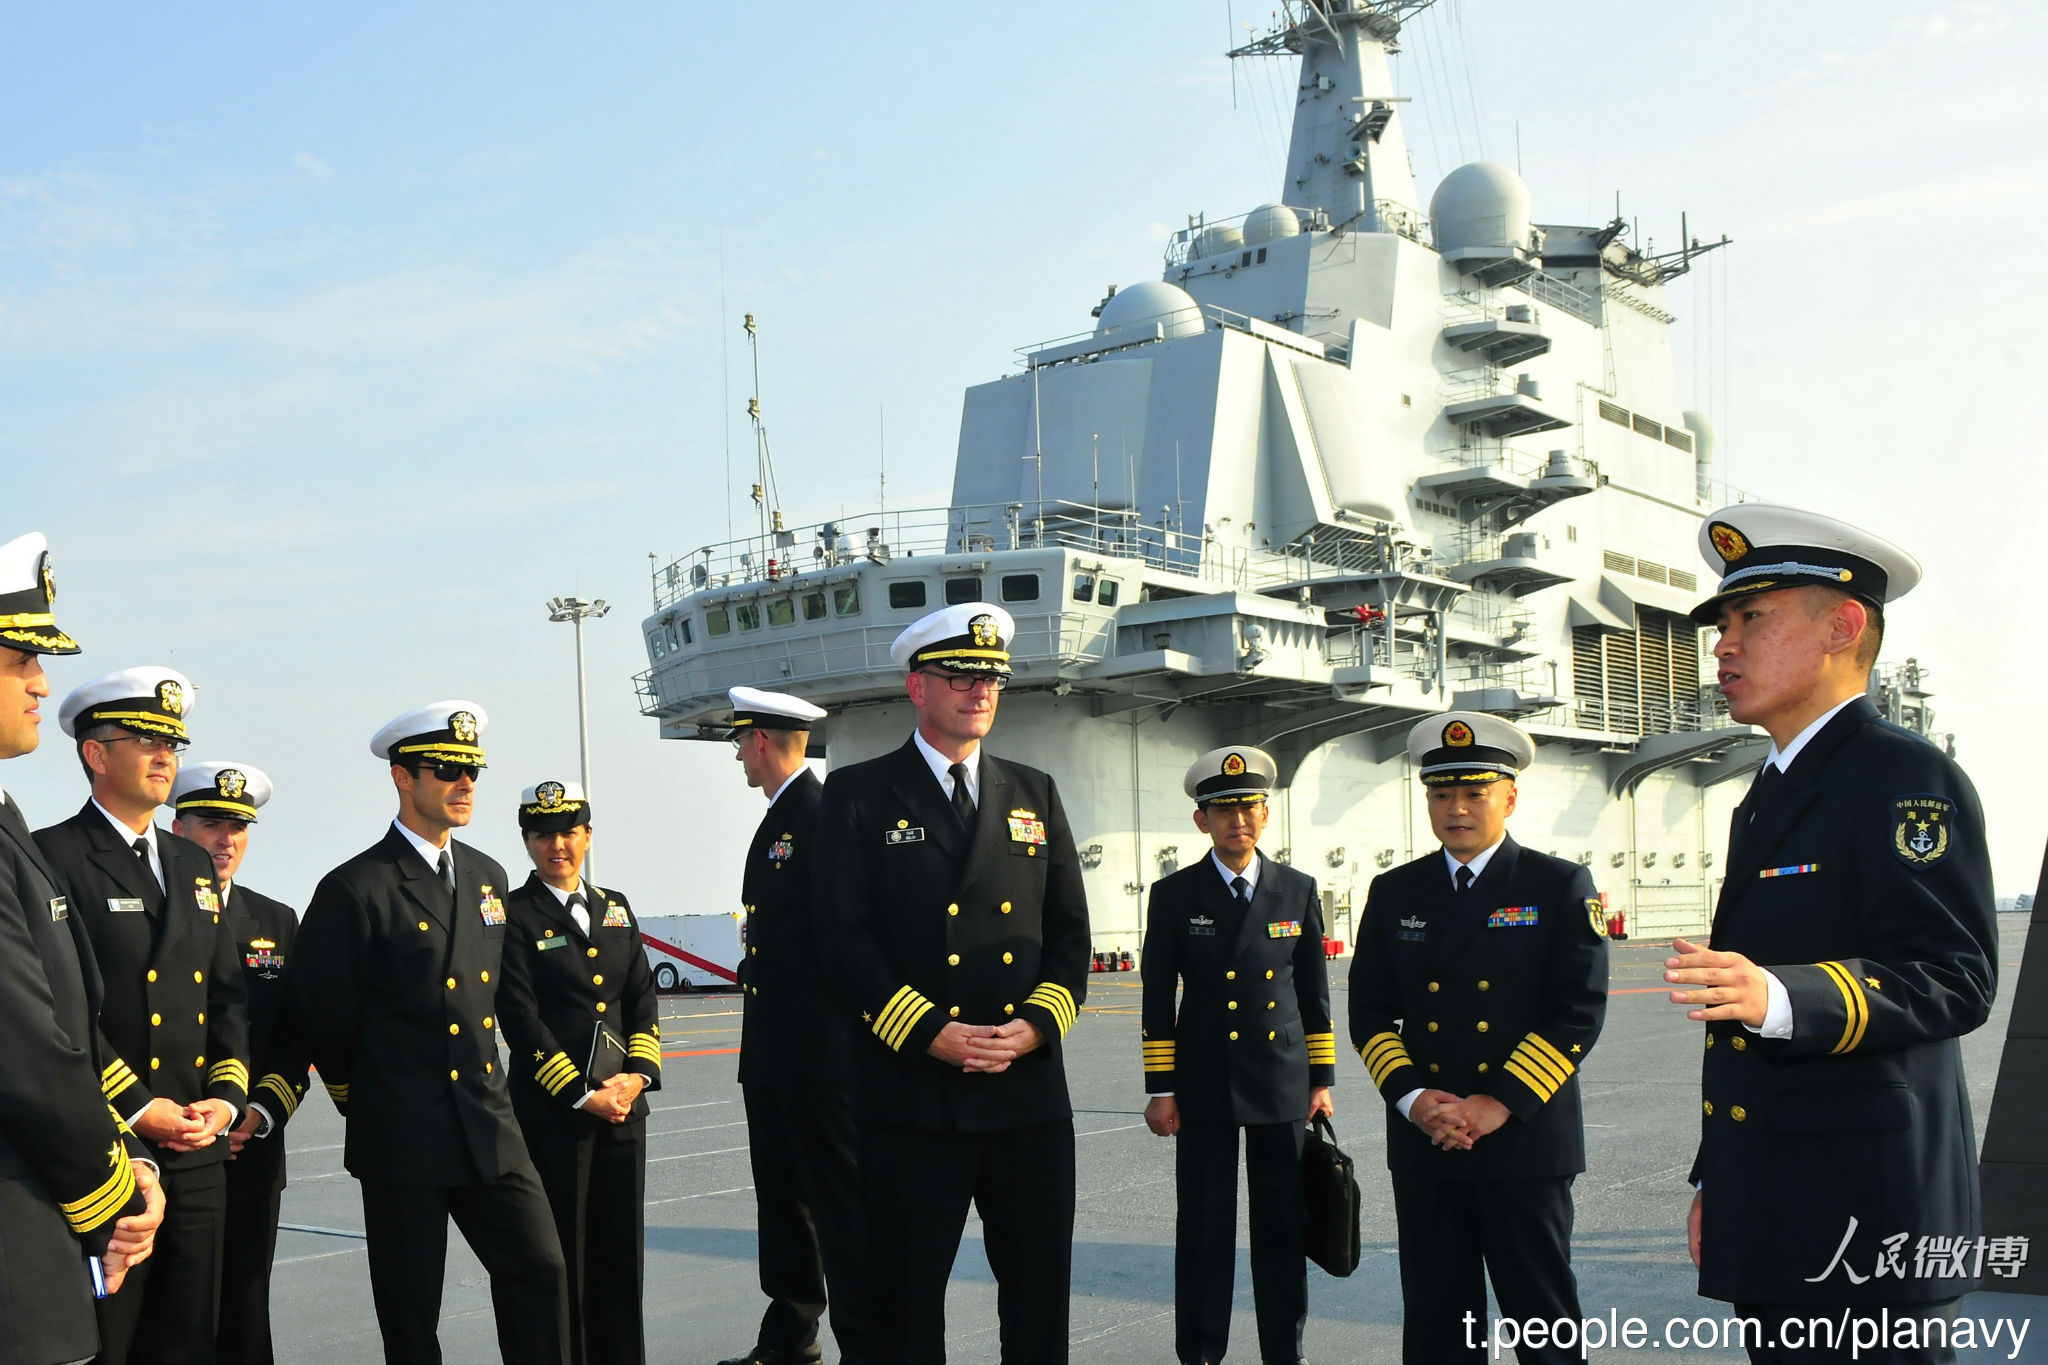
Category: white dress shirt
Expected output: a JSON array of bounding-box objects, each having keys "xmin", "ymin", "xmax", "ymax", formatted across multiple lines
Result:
[
  {"xmin": 390, "ymin": 818, "xmax": 452, "ymax": 877},
  {"xmin": 93, "ymin": 799, "xmax": 162, "ymax": 892},
  {"xmin": 912, "ymin": 729, "xmax": 981, "ymax": 808}
]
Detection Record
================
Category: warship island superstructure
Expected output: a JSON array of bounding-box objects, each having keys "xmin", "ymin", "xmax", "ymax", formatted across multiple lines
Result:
[{"xmin": 635, "ymin": 0, "xmax": 1940, "ymax": 952}]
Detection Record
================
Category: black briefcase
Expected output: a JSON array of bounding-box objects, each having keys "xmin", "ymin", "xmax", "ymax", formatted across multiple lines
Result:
[{"xmin": 1300, "ymin": 1114, "xmax": 1360, "ymax": 1277}]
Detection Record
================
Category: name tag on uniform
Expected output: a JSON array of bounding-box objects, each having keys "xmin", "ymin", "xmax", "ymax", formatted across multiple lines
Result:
[
  {"xmin": 1188, "ymin": 914, "xmax": 1216, "ymax": 937},
  {"xmin": 1759, "ymin": 863, "xmax": 1820, "ymax": 879},
  {"xmin": 1488, "ymin": 906, "xmax": 1541, "ymax": 928},
  {"xmin": 601, "ymin": 904, "xmax": 632, "ymax": 929},
  {"xmin": 479, "ymin": 886, "xmax": 507, "ymax": 926},
  {"xmin": 536, "ymin": 936, "xmax": 568, "ymax": 951},
  {"xmin": 49, "ymin": 895, "xmax": 68, "ymax": 922},
  {"xmin": 1267, "ymin": 920, "xmax": 1303, "ymax": 938},
  {"xmin": 107, "ymin": 897, "xmax": 146, "ymax": 914},
  {"xmin": 886, "ymin": 826, "xmax": 925, "ymax": 845}
]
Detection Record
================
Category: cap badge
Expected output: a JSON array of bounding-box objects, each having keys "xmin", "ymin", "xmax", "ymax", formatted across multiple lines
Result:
[
  {"xmin": 1221, "ymin": 752, "xmax": 1246, "ymax": 777},
  {"xmin": 969, "ymin": 614, "xmax": 999, "ymax": 649},
  {"xmin": 157, "ymin": 680, "xmax": 185, "ymax": 716},
  {"xmin": 450, "ymin": 710, "xmax": 478, "ymax": 743},
  {"xmin": 536, "ymin": 780, "xmax": 565, "ymax": 806},
  {"xmin": 1708, "ymin": 522, "xmax": 1750, "ymax": 564},
  {"xmin": 216, "ymin": 769, "xmax": 246, "ymax": 800},
  {"xmin": 1444, "ymin": 720, "xmax": 1475, "ymax": 747},
  {"xmin": 39, "ymin": 552, "xmax": 54, "ymax": 605}
]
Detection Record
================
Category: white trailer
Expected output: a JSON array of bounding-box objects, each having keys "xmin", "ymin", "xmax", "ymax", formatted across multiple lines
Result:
[{"xmin": 638, "ymin": 913, "xmax": 744, "ymax": 992}]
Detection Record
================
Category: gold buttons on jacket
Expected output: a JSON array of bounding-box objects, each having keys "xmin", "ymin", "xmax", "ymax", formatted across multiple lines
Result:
[
  {"xmin": 194, "ymin": 971, "xmax": 204, "ymax": 983},
  {"xmin": 147, "ymin": 970, "xmax": 157, "ymax": 983},
  {"xmin": 1268, "ymin": 1031, "xmax": 1277, "ymax": 1041},
  {"xmin": 1731, "ymin": 1037, "xmax": 1748, "ymax": 1052},
  {"xmin": 418, "ymin": 921, "xmax": 430, "ymax": 932},
  {"xmin": 1228, "ymin": 1031, "xmax": 1239, "ymax": 1041},
  {"xmin": 1226, "ymin": 970, "xmax": 1236, "ymax": 980},
  {"xmin": 1266, "ymin": 1001, "xmax": 1276, "ymax": 1010},
  {"xmin": 1264, "ymin": 969, "xmax": 1274, "ymax": 979},
  {"xmin": 1478, "ymin": 980, "xmax": 1491, "ymax": 992},
  {"xmin": 1004, "ymin": 1003, "xmax": 1015, "ymax": 1015},
  {"xmin": 150, "ymin": 1057, "xmax": 160, "ymax": 1070},
  {"xmin": 1427, "ymin": 981, "xmax": 1440, "ymax": 993},
  {"xmin": 481, "ymin": 971, "xmax": 490, "ymax": 983},
  {"xmin": 750, "ymin": 947, "xmax": 758, "ymax": 956},
  {"xmin": 1476, "ymin": 1062, "xmax": 1489, "ymax": 1074},
  {"xmin": 593, "ymin": 975, "xmax": 604, "ymax": 986},
  {"xmin": 1705, "ymin": 1033, "xmax": 1715, "ymax": 1049},
  {"xmin": 949, "ymin": 1006, "xmax": 961, "ymax": 1018},
  {"xmin": 197, "ymin": 1013, "xmax": 204, "ymax": 1025},
  {"xmin": 1000, "ymin": 901, "xmax": 1012, "ymax": 913},
  {"xmin": 1427, "ymin": 1021, "xmax": 1439, "ymax": 1032},
  {"xmin": 1731, "ymin": 1106, "xmax": 1747, "ymax": 1122},
  {"xmin": 450, "ymin": 1070, "xmax": 460, "ymax": 1081},
  {"xmin": 449, "ymin": 1023, "xmax": 460, "ymax": 1035},
  {"xmin": 1476, "ymin": 1021, "xmax": 1490, "ymax": 1033},
  {"xmin": 1002, "ymin": 953, "xmax": 1012, "ymax": 965},
  {"xmin": 948, "ymin": 954, "xmax": 961, "ymax": 966},
  {"xmin": 1428, "ymin": 1063, "xmax": 1441, "ymax": 1074},
  {"xmin": 447, "ymin": 977, "xmax": 457, "ymax": 990},
  {"xmin": 596, "ymin": 1002, "xmax": 607, "ymax": 1013},
  {"xmin": 151, "ymin": 1013, "xmax": 162, "ymax": 1027},
  {"xmin": 947, "ymin": 903, "xmax": 960, "ymax": 916},
  {"xmin": 587, "ymin": 948, "xmax": 598, "ymax": 958},
  {"xmin": 194, "ymin": 1056, "xmax": 205, "ymax": 1068},
  {"xmin": 1703, "ymin": 1100, "xmax": 1714, "ymax": 1116},
  {"xmin": 485, "ymin": 1062, "xmax": 493, "ymax": 1074},
  {"xmin": 482, "ymin": 1016, "xmax": 493, "ymax": 1029},
  {"xmin": 1227, "ymin": 1001, "xmax": 1238, "ymax": 1011}
]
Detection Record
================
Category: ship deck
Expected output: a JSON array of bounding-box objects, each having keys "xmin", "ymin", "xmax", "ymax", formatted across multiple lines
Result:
[{"xmin": 266, "ymin": 920, "xmax": 2037, "ymax": 1362}]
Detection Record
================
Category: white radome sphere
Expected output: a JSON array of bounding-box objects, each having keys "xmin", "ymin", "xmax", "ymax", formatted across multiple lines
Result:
[
  {"xmin": 1429, "ymin": 161, "xmax": 1534, "ymax": 254},
  {"xmin": 1192, "ymin": 224, "xmax": 1244, "ymax": 259},
  {"xmin": 1242, "ymin": 204, "xmax": 1303, "ymax": 246},
  {"xmin": 1094, "ymin": 280, "xmax": 1205, "ymax": 341}
]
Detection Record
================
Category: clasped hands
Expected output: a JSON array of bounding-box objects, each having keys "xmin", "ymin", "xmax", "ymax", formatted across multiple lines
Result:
[
  {"xmin": 133, "ymin": 1096, "xmax": 235, "ymax": 1153},
  {"xmin": 582, "ymin": 1072, "xmax": 648, "ymax": 1123},
  {"xmin": 1409, "ymin": 1090, "xmax": 1509, "ymax": 1150},
  {"xmin": 927, "ymin": 1019, "xmax": 1043, "ymax": 1074}
]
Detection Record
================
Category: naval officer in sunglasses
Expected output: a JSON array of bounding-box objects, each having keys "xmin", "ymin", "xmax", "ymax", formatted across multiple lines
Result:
[{"xmin": 268, "ymin": 701, "xmax": 569, "ymax": 1363}]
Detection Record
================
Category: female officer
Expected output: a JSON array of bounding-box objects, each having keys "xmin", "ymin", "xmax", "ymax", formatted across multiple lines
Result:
[{"xmin": 498, "ymin": 781, "xmax": 662, "ymax": 1365}]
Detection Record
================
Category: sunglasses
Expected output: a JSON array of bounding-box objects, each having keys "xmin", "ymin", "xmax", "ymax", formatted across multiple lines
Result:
[
  {"xmin": 421, "ymin": 762, "xmax": 481, "ymax": 783},
  {"xmin": 922, "ymin": 669, "xmax": 1010, "ymax": 693}
]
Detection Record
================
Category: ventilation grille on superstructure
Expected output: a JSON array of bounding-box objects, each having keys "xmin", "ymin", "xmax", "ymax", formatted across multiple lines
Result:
[{"xmin": 1573, "ymin": 606, "xmax": 1704, "ymax": 736}]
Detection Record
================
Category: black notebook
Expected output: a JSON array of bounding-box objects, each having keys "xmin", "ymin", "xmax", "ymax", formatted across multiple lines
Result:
[{"xmin": 586, "ymin": 1022, "xmax": 627, "ymax": 1090}]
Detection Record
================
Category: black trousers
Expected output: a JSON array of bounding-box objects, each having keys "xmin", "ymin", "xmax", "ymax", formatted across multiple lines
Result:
[
  {"xmin": 1732, "ymin": 1300, "xmax": 1960, "ymax": 1364},
  {"xmin": 521, "ymin": 1111, "xmax": 647, "ymax": 1365},
  {"xmin": 858, "ymin": 1120, "xmax": 1075, "ymax": 1365},
  {"xmin": 1390, "ymin": 1173, "xmax": 1580, "ymax": 1365},
  {"xmin": 215, "ymin": 1143, "xmax": 285, "ymax": 1365},
  {"xmin": 358, "ymin": 1164, "xmax": 570, "ymax": 1365},
  {"xmin": 94, "ymin": 1162, "xmax": 226, "ymax": 1365},
  {"xmin": 1175, "ymin": 1121, "xmax": 1307, "ymax": 1365},
  {"xmin": 743, "ymin": 1081, "xmax": 868, "ymax": 1359}
]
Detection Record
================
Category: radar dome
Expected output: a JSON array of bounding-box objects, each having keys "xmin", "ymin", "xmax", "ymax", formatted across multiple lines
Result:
[
  {"xmin": 1242, "ymin": 204, "xmax": 1303, "ymax": 246},
  {"xmin": 1192, "ymin": 224, "xmax": 1244, "ymax": 259},
  {"xmin": 1429, "ymin": 161, "xmax": 1533, "ymax": 255},
  {"xmin": 1095, "ymin": 280, "xmax": 1205, "ymax": 341}
]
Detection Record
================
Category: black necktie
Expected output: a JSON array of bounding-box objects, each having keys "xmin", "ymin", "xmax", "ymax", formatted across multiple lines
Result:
[
  {"xmin": 1455, "ymin": 864, "xmax": 1475, "ymax": 895},
  {"xmin": 949, "ymin": 763, "xmax": 975, "ymax": 829},
  {"xmin": 1746, "ymin": 762, "xmax": 1782, "ymax": 824},
  {"xmin": 1231, "ymin": 875, "xmax": 1252, "ymax": 908},
  {"xmin": 132, "ymin": 835, "xmax": 149, "ymax": 862},
  {"xmin": 437, "ymin": 848, "xmax": 456, "ymax": 899},
  {"xmin": 567, "ymin": 890, "xmax": 589, "ymax": 933}
]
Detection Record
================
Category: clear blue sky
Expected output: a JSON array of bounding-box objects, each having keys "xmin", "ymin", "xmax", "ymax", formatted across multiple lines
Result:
[{"xmin": 5, "ymin": 1, "xmax": 2043, "ymax": 908}]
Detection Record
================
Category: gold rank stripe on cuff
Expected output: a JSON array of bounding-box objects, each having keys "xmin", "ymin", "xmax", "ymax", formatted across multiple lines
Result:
[
  {"xmin": 1305, "ymin": 1031, "xmax": 1338, "ymax": 1067},
  {"xmin": 1817, "ymin": 960, "xmax": 1871, "ymax": 1054},
  {"xmin": 255, "ymin": 1074, "xmax": 300, "ymax": 1119},
  {"xmin": 100, "ymin": 1058, "xmax": 139, "ymax": 1099},
  {"xmin": 1359, "ymin": 1030, "xmax": 1413, "ymax": 1088},
  {"xmin": 323, "ymin": 1080, "xmax": 349, "ymax": 1106},
  {"xmin": 874, "ymin": 985, "xmax": 936, "ymax": 1052},
  {"xmin": 627, "ymin": 1033, "xmax": 663, "ymax": 1067},
  {"xmin": 535, "ymin": 1052, "xmax": 581, "ymax": 1097},
  {"xmin": 104, "ymin": 1101, "xmax": 133, "ymax": 1138},
  {"xmin": 208, "ymin": 1059, "xmax": 250, "ymax": 1093},
  {"xmin": 1504, "ymin": 1031, "xmax": 1575, "ymax": 1102},
  {"xmin": 60, "ymin": 1142, "xmax": 138, "ymax": 1236},
  {"xmin": 1142, "ymin": 1039, "xmax": 1176, "ymax": 1073},
  {"xmin": 1025, "ymin": 983, "xmax": 1078, "ymax": 1037}
]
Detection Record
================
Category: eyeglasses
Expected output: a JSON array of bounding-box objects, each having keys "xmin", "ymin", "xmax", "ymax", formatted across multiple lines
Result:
[
  {"xmin": 922, "ymin": 669, "xmax": 1010, "ymax": 693},
  {"xmin": 423, "ymin": 763, "xmax": 481, "ymax": 783},
  {"xmin": 103, "ymin": 734, "xmax": 188, "ymax": 755},
  {"xmin": 726, "ymin": 730, "xmax": 751, "ymax": 750}
]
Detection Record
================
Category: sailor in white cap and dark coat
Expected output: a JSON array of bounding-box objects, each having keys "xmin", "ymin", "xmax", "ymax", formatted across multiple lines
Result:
[
  {"xmin": 267, "ymin": 701, "xmax": 570, "ymax": 1363},
  {"xmin": 717, "ymin": 687, "xmax": 873, "ymax": 1365},
  {"xmin": 813, "ymin": 603, "xmax": 1092, "ymax": 1364},
  {"xmin": 1140, "ymin": 745, "xmax": 1335, "ymax": 1365},
  {"xmin": 1348, "ymin": 712, "xmax": 1609, "ymax": 1365},
  {"xmin": 1663, "ymin": 506, "xmax": 1994, "ymax": 1364},
  {"xmin": 165, "ymin": 762, "xmax": 299, "ymax": 1365},
  {"xmin": 497, "ymin": 780, "xmax": 660, "ymax": 1365},
  {"xmin": 36, "ymin": 666, "xmax": 251, "ymax": 1365},
  {"xmin": 0, "ymin": 535, "xmax": 165, "ymax": 1365}
]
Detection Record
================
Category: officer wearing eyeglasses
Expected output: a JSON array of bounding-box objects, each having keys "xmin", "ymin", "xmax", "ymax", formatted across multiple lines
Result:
[
  {"xmin": 34, "ymin": 667, "xmax": 250, "ymax": 1365},
  {"xmin": 266, "ymin": 700, "xmax": 569, "ymax": 1363},
  {"xmin": 814, "ymin": 603, "xmax": 1092, "ymax": 1364}
]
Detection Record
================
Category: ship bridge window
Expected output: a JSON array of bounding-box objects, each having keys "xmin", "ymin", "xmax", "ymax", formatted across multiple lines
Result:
[
  {"xmin": 833, "ymin": 584, "xmax": 861, "ymax": 616},
  {"xmin": 668, "ymin": 623, "xmax": 685, "ymax": 651},
  {"xmin": 648, "ymin": 632, "xmax": 666, "ymax": 659},
  {"xmin": 705, "ymin": 608, "xmax": 731, "ymax": 638},
  {"xmin": 1072, "ymin": 573, "xmax": 1095, "ymax": 603},
  {"xmin": 888, "ymin": 580, "xmax": 927, "ymax": 610},
  {"xmin": 802, "ymin": 591, "xmax": 828, "ymax": 622},
  {"xmin": 734, "ymin": 603, "xmax": 761, "ymax": 632},
  {"xmin": 1098, "ymin": 579, "xmax": 1121, "ymax": 607},
  {"xmin": 767, "ymin": 597, "xmax": 797, "ymax": 628},
  {"xmin": 943, "ymin": 576, "xmax": 982, "ymax": 605},
  {"xmin": 1000, "ymin": 573, "xmax": 1039, "ymax": 603}
]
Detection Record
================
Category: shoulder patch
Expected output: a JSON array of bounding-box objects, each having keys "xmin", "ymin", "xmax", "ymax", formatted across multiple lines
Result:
[
  {"xmin": 1892, "ymin": 794, "xmax": 1954, "ymax": 868},
  {"xmin": 1586, "ymin": 897, "xmax": 1609, "ymax": 938}
]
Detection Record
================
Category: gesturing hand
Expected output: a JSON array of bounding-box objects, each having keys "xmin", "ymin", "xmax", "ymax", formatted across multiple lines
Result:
[{"xmin": 1665, "ymin": 937, "xmax": 1772, "ymax": 1028}]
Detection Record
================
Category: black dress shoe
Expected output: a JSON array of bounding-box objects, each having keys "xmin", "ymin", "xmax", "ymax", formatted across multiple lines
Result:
[{"xmin": 714, "ymin": 1349, "xmax": 823, "ymax": 1365}]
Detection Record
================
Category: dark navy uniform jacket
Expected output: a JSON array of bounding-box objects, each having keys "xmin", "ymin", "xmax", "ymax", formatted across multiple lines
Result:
[
  {"xmin": 1349, "ymin": 835, "xmax": 1609, "ymax": 1180},
  {"xmin": 276, "ymin": 827, "xmax": 530, "ymax": 1186},
  {"xmin": 37, "ymin": 803, "xmax": 251, "ymax": 1169},
  {"xmin": 737, "ymin": 768, "xmax": 851, "ymax": 1086},
  {"xmin": 497, "ymin": 876, "xmax": 661, "ymax": 1126},
  {"xmin": 1692, "ymin": 697, "xmax": 1996, "ymax": 1307},
  {"xmin": 1140, "ymin": 852, "xmax": 1336, "ymax": 1127},
  {"xmin": 814, "ymin": 739, "xmax": 1091, "ymax": 1133},
  {"xmin": 225, "ymin": 884, "xmax": 298, "ymax": 1193},
  {"xmin": 0, "ymin": 795, "xmax": 148, "ymax": 1365}
]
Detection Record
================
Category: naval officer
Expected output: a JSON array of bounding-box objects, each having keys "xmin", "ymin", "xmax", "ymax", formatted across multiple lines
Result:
[
  {"xmin": 814, "ymin": 603, "xmax": 1092, "ymax": 1364},
  {"xmin": 497, "ymin": 780, "xmax": 661, "ymax": 1365},
  {"xmin": 273, "ymin": 701, "xmax": 569, "ymax": 1363},
  {"xmin": 0, "ymin": 534, "xmax": 163, "ymax": 1365},
  {"xmin": 1348, "ymin": 712, "xmax": 1609, "ymax": 1364},
  {"xmin": 168, "ymin": 761, "xmax": 298, "ymax": 1365},
  {"xmin": 719, "ymin": 686, "xmax": 869, "ymax": 1365},
  {"xmin": 37, "ymin": 667, "xmax": 251, "ymax": 1365},
  {"xmin": 1140, "ymin": 745, "xmax": 1335, "ymax": 1365},
  {"xmin": 1664, "ymin": 507, "xmax": 1995, "ymax": 1364}
]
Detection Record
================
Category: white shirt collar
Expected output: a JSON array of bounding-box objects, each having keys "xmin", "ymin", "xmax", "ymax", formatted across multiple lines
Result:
[
  {"xmin": 1210, "ymin": 849, "xmax": 1261, "ymax": 894},
  {"xmin": 767, "ymin": 767, "xmax": 807, "ymax": 808},
  {"xmin": 542, "ymin": 878, "xmax": 585, "ymax": 906},
  {"xmin": 1443, "ymin": 835, "xmax": 1507, "ymax": 885},
  {"xmin": 912, "ymin": 729, "xmax": 980, "ymax": 804},
  {"xmin": 391, "ymin": 818, "xmax": 451, "ymax": 875},
  {"xmin": 92, "ymin": 796, "xmax": 153, "ymax": 844},
  {"xmin": 1765, "ymin": 694, "xmax": 1861, "ymax": 774}
]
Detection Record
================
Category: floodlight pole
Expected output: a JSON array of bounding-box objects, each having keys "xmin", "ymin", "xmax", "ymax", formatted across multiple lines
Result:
[{"xmin": 546, "ymin": 595, "xmax": 612, "ymax": 884}]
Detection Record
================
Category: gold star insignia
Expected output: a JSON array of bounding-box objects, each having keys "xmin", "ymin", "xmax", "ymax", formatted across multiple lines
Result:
[
  {"xmin": 1570, "ymin": 1044, "xmax": 1582, "ymax": 1054},
  {"xmin": 533, "ymin": 1049, "xmax": 545, "ymax": 1060},
  {"xmin": 1864, "ymin": 976, "xmax": 1880, "ymax": 990},
  {"xmin": 862, "ymin": 1011, "xmax": 872, "ymax": 1023}
]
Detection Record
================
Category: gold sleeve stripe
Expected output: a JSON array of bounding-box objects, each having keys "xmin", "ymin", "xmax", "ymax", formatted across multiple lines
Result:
[
  {"xmin": 208, "ymin": 1059, "xmax": 250, "ymax": 1092},
  {"xmin": 1025, "ymin": 983, "xmax": 1078, "ymax": 1037},
  {"xmin": 255, "ymin": 1074, "xmax": 300, "ymax": 1119},
  {"xmin": 1502, "ymin": 1055, "xmax": 1557, "ymax": 1102},
  {"xmin": 874, "ymin": 986, "xmax": 935, "ymax": 1052},
  {"xmin": 104, "ymin": 1102, "xmax": 133, "ymax": 1138},
  {"xmin": 1142, "ymin": 1039, "xmax": 1176, "ymax": 1073},
  {"xmin": 536, "ymin": 1053, "xmax": 581, "ymax": 1096},
  {"xmin": 627, "ymin": 1033, "xmax": 663, "ymax": 1065},
  {"xmin": 59, "ymin": 1143, "xmax": 137, "ymax": 1235},
  {"xmin": 1359, "ymin": 1031, "xmax": 1413, "ymax": 1088},
  {"xmin": 1305, "ymin": 1031, "xmax": 1338, "ymax": 1065},
  {"xmin": 323, "ymin": 1081, "xmax": 349, "ymax": 1105},
  {"xmin": 1818, "ymin": 960, "xmax": 1870, "ymax": 1054},
  {"xmin": 100, "ymin": 1060, "xmax": 139, "ymax": 1098},
  {"xmin": 1522, "ymin": 1032, "xmax": 1575, "ymax": 1079}
]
